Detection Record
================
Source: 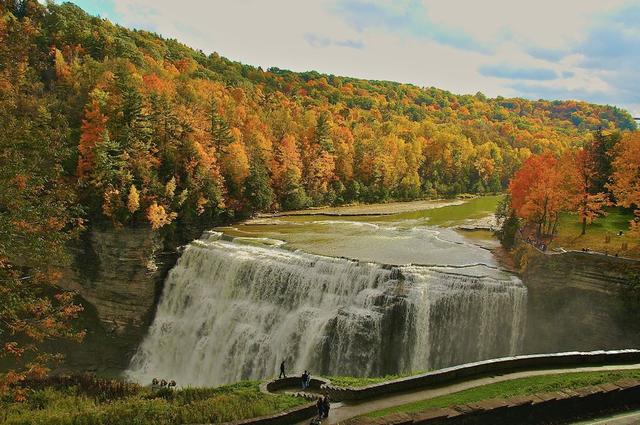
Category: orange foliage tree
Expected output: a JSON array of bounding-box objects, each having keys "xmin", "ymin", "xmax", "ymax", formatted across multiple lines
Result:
[
  {"xmin": 565, "ymin": 149, "xmax": 611, "ymax": 235},
  {"xmin": 608, "ymin": 132, "xmax": 640, "ymax": 234},
  {"xmin": 509, "ymin": 153, "xmax": 574, "ymax": 238}
]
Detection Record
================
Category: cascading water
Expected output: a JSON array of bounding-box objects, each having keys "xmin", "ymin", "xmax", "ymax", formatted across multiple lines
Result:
[{"xmin": 126, "ymin": 231, "xmax": 526, "ymax": 386}]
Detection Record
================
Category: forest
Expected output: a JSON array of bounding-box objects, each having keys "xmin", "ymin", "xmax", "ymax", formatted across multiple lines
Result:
[{"xmin": 1, "ymin": 0, "xmax": 639, "ymax": 402}]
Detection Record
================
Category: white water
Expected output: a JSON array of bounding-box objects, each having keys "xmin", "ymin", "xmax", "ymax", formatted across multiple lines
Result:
[{"xmin": 127, "ymin": 232, "xmax": 526, "ymax": 386}]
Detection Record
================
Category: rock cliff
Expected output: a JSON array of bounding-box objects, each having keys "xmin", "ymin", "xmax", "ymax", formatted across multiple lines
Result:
[{"xmin": 520, "ymin": 246, "xmax": 640, "ymax": 355}]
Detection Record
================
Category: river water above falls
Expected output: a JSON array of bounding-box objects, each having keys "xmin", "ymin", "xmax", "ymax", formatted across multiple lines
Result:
[{"xmin": 127, "ymin": 196, "xmax": 529, "ymax": 386}]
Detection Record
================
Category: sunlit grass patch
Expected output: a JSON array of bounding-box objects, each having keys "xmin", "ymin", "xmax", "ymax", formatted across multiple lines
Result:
[{"xmin": 361, "ymin": 368, "xmax": 640, "ymax": 419}]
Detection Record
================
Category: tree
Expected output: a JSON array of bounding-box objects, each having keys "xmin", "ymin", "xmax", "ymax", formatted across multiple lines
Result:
[
  {"xmin": 608, "ymin": 131, "xmax": 640, "ymax": 234},
  {"xmin": 495, "ymin": 194, "xmax": 519, "ymax": 248},
  {"xmin": 509, "ymin": 153, "xmax": 572, "ymax": 238},
  {"xmin": 314, "ymin": 112, "xmax": 333, "ymax": 153},
  {"xmin": 589, "ymin": 129, "xmax": 621, "ymax": 194},
  {"xmin": 222, "ymin": 129, "xmax": 250, "ymax": 197},
  {"xmin": 209, "ymin": 99, "xmax": 233, "ymax": 152},
  {"xmin": 77, "ymin": 98, "xmax": 108, "ymax": 180},
  {"xmin": 565, "ymin": 149, "xmax": 612, "ymax": 235},
  {"xmin": 127, "ymin": 185, "xmax": 140, "ymax": 214},
  {"xmin": 243, "ymin": 154, "xmax": 274, "ymax": 213}
]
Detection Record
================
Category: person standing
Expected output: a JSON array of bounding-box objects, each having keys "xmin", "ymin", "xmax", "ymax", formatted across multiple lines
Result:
[
  {"xmin": 322, "ymin": 394, "xmax": 330, "ymax": 418},
  {"xmin": 279, "ymin": 360, "xmax": 286, "ymax": 379},
  {"xmin": 316, "ymin": 396, "xmax": 324, "ymax": 419}
]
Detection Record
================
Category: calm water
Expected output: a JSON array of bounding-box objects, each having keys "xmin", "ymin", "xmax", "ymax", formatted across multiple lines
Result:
[{"xmin": 216, "ymin": 196, "xmax": 506, "ymax": 276}]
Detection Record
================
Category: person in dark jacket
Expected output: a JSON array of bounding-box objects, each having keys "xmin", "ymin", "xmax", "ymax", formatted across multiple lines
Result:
[
  {"xmin": 322, "ymin": 394, "xmax": 330, "ymax": 418},
  {"xmin": 279, "ymin": 360, "xmax": 286, "ymax": 379},
  {"xmin": 316, "ymin": 397, "xmax": 324, "ymax": 418}
]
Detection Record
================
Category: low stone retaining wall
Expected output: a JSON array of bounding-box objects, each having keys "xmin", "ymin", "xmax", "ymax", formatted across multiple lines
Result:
[
  {"xmin": 261, "ymin": 376, "xmax": 330, "ymax": 395},
  {"xmin": 321, "ymin": 350, "xmax": 640, "ymax": 401},
  {"xmin": 348, "ymin": 378, "xmax": 640, "ymax": 425},
  {"xmin": 221, "ymin": 401, "xmax": 317, "ymax": 425},
  {"xmin": 218, "ymin": 377, "xmax": 330, "ymax": 425}
]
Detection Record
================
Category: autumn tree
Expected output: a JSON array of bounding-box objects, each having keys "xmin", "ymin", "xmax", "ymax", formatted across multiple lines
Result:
[
  {"xmin": 565, "ymin": 149, "xmax": 611, "ymax": 235},
  {"xmin": 509, "ymin": 153, "xmax": 573, "ymax": 238},
  {"xmin": 222, "ymin": 128, "xmax": 250, "ymax": 199},
  {"xmin": 608, "ymin": 131, "xmax": 640, "ymax": 234}
]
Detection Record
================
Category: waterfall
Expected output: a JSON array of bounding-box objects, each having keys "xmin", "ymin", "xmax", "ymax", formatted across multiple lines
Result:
[{"xmin": 126, "ymin": 232, "xmax": 526, "ymax": 386}]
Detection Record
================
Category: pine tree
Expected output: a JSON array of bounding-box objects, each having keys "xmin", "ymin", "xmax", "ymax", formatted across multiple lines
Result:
[
  {"xmin": 244, "ymin": 154, "xmax": 274, "ymax": 213},
  {"xmin": 315, "ymin": 112, "xmax": 333, "ymax": 153},
  {"xmin": 209, "ymin": 99, "xmax": 233, "ymax": 152}
]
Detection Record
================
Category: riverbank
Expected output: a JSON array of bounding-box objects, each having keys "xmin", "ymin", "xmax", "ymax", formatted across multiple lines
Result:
[{"xmin": 255, "ymin": 198, "xmax": 466, "ymax": 217}]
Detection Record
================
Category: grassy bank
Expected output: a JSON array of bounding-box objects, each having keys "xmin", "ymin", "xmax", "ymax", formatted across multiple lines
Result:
[
  {"xmin": 548, "ymin": 207, "xmax": 639, "ymax": 258},
  {"xmin": 360, "ymin": 368, "xmax": 640, "ymax": 419},
  {"xmin": 0, "ymin": 377, "xmax": 305, "ymax": 425}
]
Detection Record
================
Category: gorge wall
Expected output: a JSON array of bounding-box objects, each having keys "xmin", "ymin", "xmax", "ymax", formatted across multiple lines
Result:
[
  {"xmin": 50, "ymin": 220, "xmax": 211, "ymax": 375},
  {"xmin": 47, "ymin": 227, "xmax": 172, "ymax": 374},
  {"xmin": 520, "ymin": 246, "xmax": 640, "ymax": 355}
]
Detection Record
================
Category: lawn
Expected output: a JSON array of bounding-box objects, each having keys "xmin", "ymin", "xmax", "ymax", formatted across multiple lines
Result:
[
  {"xmin": 550, "ymin": 207, "xmax": 639, "ymax": 258},
  {"xmin": 359, "ymin": 369, "xmax": 640, "ymax": 420},
  {"xmin": 326, "ymin": 371, "xmax": 427, "ymax": 388},
  {"xmin": 0, "ymin": 377, "xmax": 305, "ymax": 425}
]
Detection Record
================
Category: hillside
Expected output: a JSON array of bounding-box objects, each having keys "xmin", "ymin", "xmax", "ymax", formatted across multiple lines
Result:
[{"xmin": 1, "ymin": 0, "xmax": 636, "ymax": 231}]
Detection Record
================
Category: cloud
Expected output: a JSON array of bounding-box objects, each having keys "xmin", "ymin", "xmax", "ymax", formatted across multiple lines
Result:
[
  {"xmin": 479, "ymin": 64, "xmax": 558, "ymax": 81},
  {"xmin": 334, "ymin": 0, "xmax": 492, "ymax": 53},
  {"xmin": 304, "ymin": 33, "xmax": 364, "ymax": 49},
  {"xmin": 509, "ymin": 81, "xmax": 613, "ymax": 104}
]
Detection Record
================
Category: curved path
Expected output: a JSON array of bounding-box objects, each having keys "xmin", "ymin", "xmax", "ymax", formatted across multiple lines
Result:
[{"xmin": 291, "ymin": 363, "xmax": 640, "ymax": 424}]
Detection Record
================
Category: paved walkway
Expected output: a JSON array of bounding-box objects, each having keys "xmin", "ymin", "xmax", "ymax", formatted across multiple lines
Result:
[
  {"xmin": 572, "ymin": 410, "xmax": 640, "ymax": 425},
  {"xmin": 294, "ymin": 363, "xmax": 640, "ymax": 424}
]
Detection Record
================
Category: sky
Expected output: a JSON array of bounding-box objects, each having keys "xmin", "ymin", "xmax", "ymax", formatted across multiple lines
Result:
[{"xmin": 68, "ymin": 0, "xmax": 640, "ymax": 116}]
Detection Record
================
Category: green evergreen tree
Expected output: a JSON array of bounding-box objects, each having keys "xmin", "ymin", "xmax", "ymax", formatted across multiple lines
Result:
[
  {"xmin": 209, "ymin": 99, "xmax": 233, "ymax": 152},
  {"xmin": 315, "ymin": 112, "xmax": 333, "ymax": 152},
  {"xmin": 243, "ymin": 155, "xmax": 274, "ymax": 213}
]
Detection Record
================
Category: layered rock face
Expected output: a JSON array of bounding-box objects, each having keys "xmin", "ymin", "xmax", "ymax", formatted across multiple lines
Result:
[
  {"xmin": 65, "ymin": 227, "xmax": 165, "ymax": 333},
  {"xmin": 521, "ymin": 247, "xmax": 640, "ymax": 355},
  {"xmin": 50, "ymin": 227, "xmax": 176, "ymax": 374}
]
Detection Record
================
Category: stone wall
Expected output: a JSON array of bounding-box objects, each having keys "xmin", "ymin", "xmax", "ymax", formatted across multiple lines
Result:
[{"xmin": 520, "ymin": 246, "xmax": 640, "ymax": 355}]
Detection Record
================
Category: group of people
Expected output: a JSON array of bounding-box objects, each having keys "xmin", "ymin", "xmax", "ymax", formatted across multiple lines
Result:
[
  {"xmin": 278, "ymin": 361, "xmax": 331, "ymax": 420},
  {"xmin": 525, "ymin": 236, "xmax": 547, "ymax": 252},
  {"xmin": 316, "ymin": 394, "xmax": 331, "ymax": 420},
  {"xmin": 151, "ymin": 378, "xmax": 177, "ymax": 390}
]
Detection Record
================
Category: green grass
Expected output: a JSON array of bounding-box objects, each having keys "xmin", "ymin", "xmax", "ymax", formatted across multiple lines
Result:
[
  {"xmin": 361, "ymin": 369, "xmax": 640, "ymax": 420},
  {"xmin": 550, "ymin": 207, "xmax": 639, "ymax": 258},
  {"xmin": 392, "ymin": 195, "xmax": 502, "ymax": 226},
  {"xmin": 0, "ymin": 380, "xmax": 305, "ymax": 425},
  {"xmin": 327, "ymin": 371, "xmax": 427, "ymax": 388}
]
